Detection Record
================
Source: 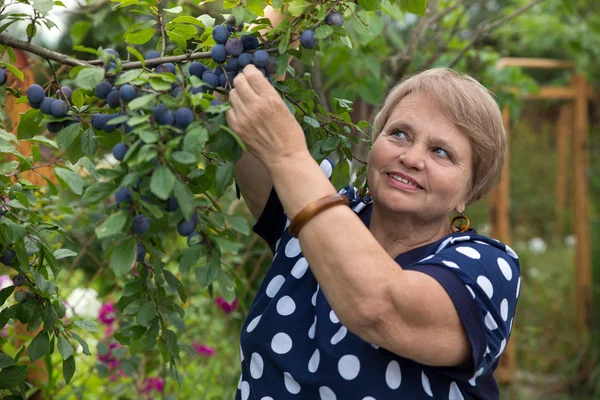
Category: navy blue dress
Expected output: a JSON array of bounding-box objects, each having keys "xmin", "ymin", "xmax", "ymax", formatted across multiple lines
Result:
[{"xmin": 236, "ymin": 159, "xmax": 521, "ymax": 400}]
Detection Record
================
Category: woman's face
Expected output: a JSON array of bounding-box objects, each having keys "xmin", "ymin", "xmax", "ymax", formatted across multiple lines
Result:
[{"xmin": 367, "ymin": 90, "xmax": 473, "ymax": 224}]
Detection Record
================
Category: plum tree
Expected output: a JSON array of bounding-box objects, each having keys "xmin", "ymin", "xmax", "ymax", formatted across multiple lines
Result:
[
  {"xmin": 136, "ymin": 243, "xmax": 146, "ymax": 261},
  {"xmin": 50, "ymin": 99, "xmax": 69, "ymax": 117},
  {"xmin": 0, "ymin": 249, "xmax": 15, "ymax": 265},
  {"xmin": 112, "ymin": 143, "xmax": 128, "ymax": 161},
  {"xmin": 212, "ymin": 25, "xmax": 230, "ymax": 44},
  {"xmin": 211, "ymin": 44, "xmax": 228, "ymax": 63},
  {"xmin": 300, "ymin": 30, "xmax": 317, "ymax": 49},
  {"xmin": 132, "ymin": 214, "xmax": 150, "ymax": 234},
  {"xmin": 115, "ymin": 187, "xmax": 133, "ymax": 204},
  {"xmin": 0, "ymin": 69, "xmax": 7, "ymax": 85},
  {"xmin": 326, "ymin": 11, "xmax": 344, "ymax": 26},
  {"xmin": 119, "ymin": 84, "xmax": 137, "ymax": 102},
  {"xmin": 40, "ymin": 97, "xmax": 55, "ymax": 114},
  {"xmin": 95, "ymin": 81, "xmax": 112, "ymax": 99},
  {"xmin": 241, "ymin": 35, "xmax": 259, "ymax": 50},
  {"xmin": 26, "ymin": 83, "xmax": 44, "ymax": 106},
  {"xmin": 13, "ymin": 274, "xmax": 26, "ymax": 286},
  {"xmin": 225, "ymin": 38, "xmax": 244, "ymax": 56},
  {"xmin": 253, "ymin": 50, "xmax": 269, "ymax": 67},
  {"xmin": 177, "ymin": 219, "xmax": 196, "ymax": 236}
]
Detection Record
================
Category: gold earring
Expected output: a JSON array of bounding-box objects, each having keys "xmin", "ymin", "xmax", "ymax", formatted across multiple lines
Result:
[{"xmin": 450, "ymin": 213, "xmax": 470, "ymax": 233}]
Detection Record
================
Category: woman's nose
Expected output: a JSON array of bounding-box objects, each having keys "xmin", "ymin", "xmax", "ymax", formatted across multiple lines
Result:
[{"xmin": 400, "ymin": 146, "xmax": 425, "ymax": 170}]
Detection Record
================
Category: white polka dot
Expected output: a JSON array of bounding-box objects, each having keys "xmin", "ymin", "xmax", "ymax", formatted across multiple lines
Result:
[
  {"xmin": 261, "ymin": 397, "xmax": 274, "ymax": 400},
  {"xmin": 421, "ymin": 371, "xmax": 433, "ymax": 397},
  {"xmin": 363, "ymin": 398, "xmax": 377, "ymax": 400},
  {"xmin": 238, "ymin": 374, "xmax": 242, "ymax": 389},
  {"xmin": 371, "ymin": 343, "xmax": 379, "ymax": 349},
  {"xmin": 240, "ymin": 345, "xmax": 244, "ymax": 362},
  {"xmin": 312, "ymin": 284, "xmax": 319, "ymax": 306},
  {"xmin": 285, "ymin": 218, "xmax": 291, "ymax": 230},
  {"xmin": 485, "ymin": 346, "xmax": 490, "ymax": 355},
  {"xmin": 442, "ymin": 260, "xmax": 460, "ymax": 269},
  {"xmin": 284, "ymin": 372, "xmax": 301, "ymax": 394},
  {"xmin": 477, "ymin": 276, "xmax": 494, "ymax": 298},
  {"xmin": 277, "ymin": 296, "xmax": 296, "ymax": 316},
  {"xmin": 456, "ymin": 246, "xmax": 481, "ymax": 259},
  {"xmin": 516, "ymin": 277, "xmax": 521, "ymax": 298},
  {"xmin": 275, "ymin": 238, "xmax": 281, "ymax": 251},
  {"xmin": 449, "ymin": 382, "xmax": 465, "ymax": 400},
  {"xmin": 271, "ymin": 333, "xmax": 293, "ymax": 354},
  {"xmin": 497, "ymin": 258, "xmax": 512, "ymax": 280},
  {"xmin": 474, "ymin": 240, "xmax": 490, "ymax": 246},
  {"xmin": 338, "ymin": 355, "xmax": 360, "ymax": 380},
  {"xmin": 385, "ymin": 360, "xmax": 402, "ymax": 389},
  {"xmin": 266, "ymin": 275, "xmax": 285, "ymax": 298},
  {"xmin": 308, "ymin": 316, "xmax": 317, "ymax": 339},
  {"xmin": 435, "ymin": 237, "xmax": 453, "ymax": 253},
  {"xmin": 510, "ymin": 318, "xmax": 514, "ymax": 332},
  {"xmin": 320, "ymin": 159, "xmax": 333, "ymax": 178},
  {"xmin": 485, "ymin": 312, "xmax": 498, "ymax": 330},
  {"xmin": 331, "ymin": 326, "xmax": 347, "ymax": 345},
  {"xmin": 291, "ymin": 258, "xmax": 309, "ymax": 279},
  {"xmin": 420, "ymin": 255, "xmax": 435, "ymax": 263},
  {"xmin": 250, "ymin": 353, "xmax": 264, "ymax": 379},
  {"xmin": 505, "ymin": 244, "xmax": 518, "ymax": 258},
  {"xmin": 500, "ymin": 299, "xmax": 509, "ymax": 321},
  {"xmin": 319, "ymin": 386, "xmax": 337, "ymax": 400},
  {"xmin": 466, "ymin": 285, "xmax": 475, "ymax": 299},
  {"xmin": 246, "ymin": 315, "xmax": 261, "ymax": 333},
  {"xmin": 497, "ymin": 338, "xmax": 506, "ymax": 358},
  {"xmin": 451, "ymin": 236, "xmax": 471, "ymax": 243},
  {"xmin": 329, "ymin": 310, "xmax": 339, "ymax": 323},
  {"xmin": 308, "ymin": 349, "xmax": 320, "ymax": 373},
  {"xmin": 241, "ymin": 381, "xmax": 250, "ymax": 400},
  {"xmin": 285, "ymin": 238, "xmax": 302, "ymax": 258},
  {"xmin": 469, "ymin": 368, "xmax": 484, "ymax": 386}
]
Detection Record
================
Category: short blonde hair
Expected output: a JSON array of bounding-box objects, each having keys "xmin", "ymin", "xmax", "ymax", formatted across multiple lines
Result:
[{"xmin": 372, "ymin": 68, "xmax": 506, "ymax": 205}]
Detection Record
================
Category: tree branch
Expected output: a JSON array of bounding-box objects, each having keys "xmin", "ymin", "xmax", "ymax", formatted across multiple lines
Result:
[
  {"xmin": 312, "ymin": 55, "xmax": 330, "ymax": 113},
  {"xmin": 418, "ymin": 6, "xmax": 466, "ymax": 71},
  {"xmin": 0, "ymin": 34, "xmax": 93, "ymax": 67},
  {"xmin": 156, "ymin": 0, "xmax": 167, "ymax": 57},
  {"xmin": 447, "ymin": 0, "xmax": 547, "ymax": 68}
]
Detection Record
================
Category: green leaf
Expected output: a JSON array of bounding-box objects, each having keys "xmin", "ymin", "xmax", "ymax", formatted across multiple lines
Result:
[
  {"xmin": 32, "ymin": 0, "xmax": 53, "ymax": 15},
  {"xmin": 173, "ymin": 180, "xmax": 193, "ymax": 221},
  {"xmin": 150, "ymin": 165, "xmax": 176, "ymax": 200},
  {"xmin": 126, "ymin": 28, "xmax": 156, "ymax": 45},
  {"xmin": 0, "ymin": 353, "xmax": 14, "ymax": 368},
  {"xmin": 0, "ymin": 160, "xmax": 19, "ymax": 175},
  {"xmin": 170, "ymin": 151, "xmax": 197, "ymax": 164},
  {"xmin": 57, "ymin": 336, "xmax": 74, "ymax": 360},
  {"xmin": 81, "ymin": 129, "xmax": 97, "ymax": 156},
  {"xmin": 53, "ymin": 249, "xmax": 77, "ymax": 259},
  {"xmin": 164, "ymin": 5, "xmax": 182, "ymax": 13},
  {"xmin": 137, "ymin": 302, "xmax": 156, "ymax": 327},
  {"xmin": 54, "ymin": 167, "xmax": 84, "ymax": 195},
  {"xmin": 163, "ymin": 269, "xmax": 186, "ymax": 303},
  {"xmin": 70, "ymin": 20, "xmax": 90, "ymax": 46},
  {"xmin": 217, "ymin": 272, "xmax": 236, "ymax": 303},
  {"xmin": 70, "ymin": 332, "xmax": 91, "ymax": 356},
  {"xmin": 179, "ymin": 246, "xmax": 206, "ymax": 274},
  {"xmin": 195, "ymin": 255, "xmax": 220, "ymax": 287},
  {"xmin": 128, "ymin": 93, "xmax": 156, "ymax": 110},
  {"xmin": 23, "ymin": 135, "xmax": 59, "ymax": 149},
  {"xmin": 0, "ymin": 286, "xmax": 15, "ymax": 307},
  {"xmin": 71, "ymin": 89, "xmax": 84, "ymax": 108},
  {"xmin": 400, "ymin": 0, "xmax": 427, "ymax": 16},
  {"xmin": 75, "ymin": 67, "xmax": 105, "ymax": 91},
  {"xmin": 115, "ymin": 69, "xmax": 143, "ymax": 85},
  {"xmin": 17, "ymin": 109, "xmax": 43, "ymax": 139},
  {"xmin": 183, "ymin": 126, "xmax": 208, "ymax": 157},
  {"xmin": 74, "ymin": 319, "xmax": 99, "ymax": 333},
  {"xmin": 215, "ymin": 163, "xmax": 234, "ymax": 197},
  {"xmin": 57, "ymin": 123, "xmax": 81, "ymax": 150},
  {"xmin": 2, "ymin": 218, "xmax": 26, "ymax": 242},
  {"xmin": 28, "ymin": 331, "xmax": 49, "ymax": 362},
  {"xmin": 63, "ymin": 356, "xmax": 75, "ymax": 384},
  {"xmin": 95, "ymin": 211, "xmax": 130, "ymax": 239},
  {"xmin": 358, "ymin": 0, "xmax": 380, "ymax": 11},
  {"xmin": 1, "ymin": 62, "xmax": 24, "ymax": 81},
  {"xmin": 278, "ymin": 28, "xmax": 291, "ymax": 54},
  {"xmin": 303, "ymin": 115, "xmax": 320, "ymax": 128},
  {"xmin": 110, "ymin": 237, "xmax": 136, "ymax": 277},
  {"xmin": 0, "ymin": 365, "xmax": 28, "ymax": 389},
  {"xmin": 126, "ymin": 46, "xmax": 146, "ymax": 67},
  {"xmin": 331, "ymin": 158, "xmax": 350, "ymax": 191},
  {"xmin": 314, "ymin": 25, "xmax": 333, "ymax": 39},
  {"xmin": 82, "ymin": 182, "xmax": 115, "ymax": 203}
]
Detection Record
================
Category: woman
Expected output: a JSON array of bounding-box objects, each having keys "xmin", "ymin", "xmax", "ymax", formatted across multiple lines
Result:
[{"xmin": 227, "ymin": 38, "xmax": 520, "ymax": 400}]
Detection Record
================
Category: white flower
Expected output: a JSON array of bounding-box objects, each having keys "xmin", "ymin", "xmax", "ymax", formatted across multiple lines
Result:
[
  {"xmin": 564, "ymin": 235, "xmax": 576, "ymax": 248},
  {"xmin": 65, "ymin": 288, "xmax": 102, "ymax": 319},
  {"xmin": 528, "ymin": 237, "xmax": 547, "ymax": 254},
  {"xmin": 0, "ymin": 275, "xmax": 13, "ymax": 290}
]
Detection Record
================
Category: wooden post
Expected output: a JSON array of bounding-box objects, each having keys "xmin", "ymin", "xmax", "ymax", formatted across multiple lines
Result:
[
  {"xmin": 571, "ymin": 75, "xmax": 591, "ymax": 339},
  {"xmin": 554, "ymin": 106, "xmax": 571, "ymax": 235},
  {"xmin": 493, "ymin": 107, "xmax": 516, "ymax": 384}
]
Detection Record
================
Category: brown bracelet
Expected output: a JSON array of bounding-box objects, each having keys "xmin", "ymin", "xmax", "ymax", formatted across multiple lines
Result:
[{"xmin": 289, "ymin": 193, "xmax": 350, "ymax": 238}]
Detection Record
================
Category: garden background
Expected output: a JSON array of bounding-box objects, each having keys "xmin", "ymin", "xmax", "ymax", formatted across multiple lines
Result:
[{"xmin": 1, "ymin": 0, "xmax": 600, "ymax": 399}]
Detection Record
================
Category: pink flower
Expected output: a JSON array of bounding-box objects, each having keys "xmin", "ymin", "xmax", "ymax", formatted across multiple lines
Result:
[
  {"xmin": 192, "ymin": 342, "xmax": 216, "ymax": 357},
  {"xmin": 98, "ymin": 302, "xmax": 117, "ymax": 325},
  {"xmin": 0, "ymin": 275, "xmax": 12, "ymax": 290},
  {"xmin": 1, "ymin": 324, "xmax": 7, "ymax": 337},
  {"xmin": 214, "ymin": 296, "xmax": 237, "ymax": 313},
  {"xmin": 141, "ymin": 377, "xmax": 164, "ymax": 393}
]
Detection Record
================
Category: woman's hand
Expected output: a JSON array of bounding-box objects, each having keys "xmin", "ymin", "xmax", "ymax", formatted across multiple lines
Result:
[{"xmin": 226, "ymin": 64, "xmax": 309, "ymax": 169}]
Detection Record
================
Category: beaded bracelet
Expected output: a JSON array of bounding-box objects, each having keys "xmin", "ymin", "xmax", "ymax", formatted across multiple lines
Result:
[{"xmin": 289, "ymin": 193, "xmax": 349, "ymax": 238}]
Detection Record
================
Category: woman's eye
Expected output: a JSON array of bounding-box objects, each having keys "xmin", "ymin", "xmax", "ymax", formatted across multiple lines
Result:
[
  {"xmin": 433, "ymin": 148, "xmax": 450, "ymax": 158},
  {"xmin": 392, "ymin": 130, "xmax": 408, "ymax": 140}
]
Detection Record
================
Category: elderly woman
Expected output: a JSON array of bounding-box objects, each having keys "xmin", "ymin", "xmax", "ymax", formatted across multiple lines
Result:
[{"xmin": 227, "ymin": 28, "xmax": 520, "ymax": 400}]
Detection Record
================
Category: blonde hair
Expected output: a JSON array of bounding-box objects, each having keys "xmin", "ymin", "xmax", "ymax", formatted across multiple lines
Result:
[{"xmin": 372, "ymin": 68, "xmax": 506, "ymax": 205}]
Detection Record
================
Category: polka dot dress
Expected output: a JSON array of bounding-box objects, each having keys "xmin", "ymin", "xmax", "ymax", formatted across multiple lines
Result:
[{"xmin": 236, "ymin": 159, "xmax": 521, "ymax": 400}]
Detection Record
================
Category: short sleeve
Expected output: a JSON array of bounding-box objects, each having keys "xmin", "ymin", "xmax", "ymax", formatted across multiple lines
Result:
[
  {"xmin": 252, "ymin": 158, "xmax": 338, "ymax": 253},
  {"xmin": 406, "ymin": 236, "xmax": 521, "ymax": 379}
]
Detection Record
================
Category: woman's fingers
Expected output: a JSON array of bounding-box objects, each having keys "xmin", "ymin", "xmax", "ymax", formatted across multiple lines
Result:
[
  {"xmin": 241, "ymin": 65, "xmax": 277, "ymax": 98},
  {"xmin": 232, "ymin": 72, "xmax": 258, "ymax": 104}
]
